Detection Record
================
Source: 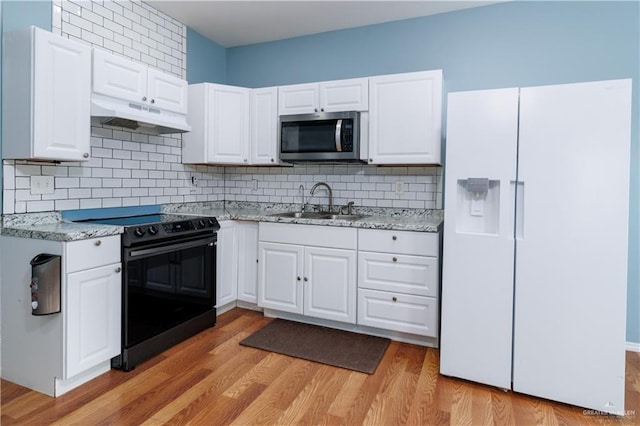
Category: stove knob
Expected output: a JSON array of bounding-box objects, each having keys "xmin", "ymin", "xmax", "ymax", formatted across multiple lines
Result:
[
  {"xmin": 207, "ymin": 218, "xmax": 216, "ymax": 227},
  {"xmin": 198, "ymin": 219, "xmax": 206, "ymax": 228},
  {"xmin": 134, "ymin": 227, "xmax": 146, "ymax": 237},
  {"xmin": 148, "ymin": 225, "xmax": 158, "ymax": 235}
]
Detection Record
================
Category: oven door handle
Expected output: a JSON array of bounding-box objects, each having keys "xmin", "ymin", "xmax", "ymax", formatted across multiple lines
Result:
[{"xmin": 128, "ymin": 237, "xmax": 214, "ymax": 259}]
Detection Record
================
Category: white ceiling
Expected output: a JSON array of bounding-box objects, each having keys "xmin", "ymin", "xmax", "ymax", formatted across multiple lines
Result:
[{"xmin": 149, "ymin": 1, "xmax": 503, "ymax": 48}]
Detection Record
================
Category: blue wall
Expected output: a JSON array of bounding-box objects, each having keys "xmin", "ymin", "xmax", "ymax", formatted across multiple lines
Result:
[
  {"xmin": 0, "ymin": 1, "xmax": 52, "ymax": 215},
  {"xmin": 226, "ymin": 1, "xmax": 640, "ymax": 343},
  {"xmin": 186, "ymin": 27, "xmax": 226, "ymax": 84}
]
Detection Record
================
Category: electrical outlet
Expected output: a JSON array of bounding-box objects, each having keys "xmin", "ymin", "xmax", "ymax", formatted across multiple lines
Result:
[
  {"xmin": 190, "ymin": 175, "xmax": 198, "ymax": 187},
  {"xmin": 395, "ymin": 181, "xmax": 405, "ymax": 195},
  {"xmin": 31, "ymin": 176, "xmax": 54, "ymax": 195}
]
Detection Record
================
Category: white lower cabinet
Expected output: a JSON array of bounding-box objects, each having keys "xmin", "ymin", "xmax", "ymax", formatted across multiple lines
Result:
[
  {"xmin": 216, "ymin": 221, "xmax": 238, "ymax": 308},
  {"xmin": 358, "ymin": 289, "xmax": 438, "ymax": 336},
  {"xmin": 65, "ymin": 263, "xmax": 121, "ymax": 379},
  {"xmin": 0, "ymin": 234, "xmax": 121, "ymax": 397},
  {"xmin": 236, "ymin": 222, "xmax": 259, "ymax": 303},
  {"xmin": 357, "ymin": 229, "xmax": 441, "ymax": 339},
  {"xmin": 216, "ymin": 221, "xmax": 259, "ymax": 311},
  {"xmin": 258, "ymin": 223, "xmax": 357, "ymax": 324}
]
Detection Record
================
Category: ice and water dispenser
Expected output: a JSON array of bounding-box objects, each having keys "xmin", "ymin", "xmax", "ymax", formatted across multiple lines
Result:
[
  {"xmin": 456, "ymin": 178, "xmax": 500, "ymax": 235},
  {"xmin": 29, "ymin": 253, "xmax": 61, "ymax": 315}
]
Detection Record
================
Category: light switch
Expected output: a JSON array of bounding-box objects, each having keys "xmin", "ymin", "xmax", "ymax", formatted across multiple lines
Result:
[{"xmin": 30, "ymin": 176, "xmax": 55, "ymax": 195}]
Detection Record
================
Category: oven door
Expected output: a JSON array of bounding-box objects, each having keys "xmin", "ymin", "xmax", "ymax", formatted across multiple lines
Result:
[{"xmin": 122, "ymin": 233, "xmax": 216, "ymax": 348}]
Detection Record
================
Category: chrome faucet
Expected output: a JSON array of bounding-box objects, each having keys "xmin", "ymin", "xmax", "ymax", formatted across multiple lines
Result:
[
  {"xmin": 310, "ymin": 182, "xmax": 333, "ymax": 213},
  {"xmin": 298, "ymin": 184, "xmax": 305, "ymax": 212}
]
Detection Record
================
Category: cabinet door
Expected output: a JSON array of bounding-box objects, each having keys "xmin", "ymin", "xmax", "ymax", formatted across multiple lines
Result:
[
  {"xmin": 216, "ymin": 222, "xmax": 238, "ymax": 307},
  {"xmin": 250, "ymin": 87, "xmax": 279, "ymax": 165},
  {"xmin": 368, "ymin": 70, "xmax": 442, "ymax": 164},
  {"xmin": 33, "ymin": 29, "xmax": 91, "ymax": 161},
  {"xmin": 258, "ymin": 242, "xmax": 303, "ymax": 314},
  {"xmin": 209, "ymin": 84, "xmax": 250, "ymax": 164},
  {"xmin": 278, "ymin": 83, "xmax": 319, "ymax": 115},
  {"xmin": 92, "ymin": 49, "xmax": 147, "ymax": 105},
  {"xmin": 147, "ymin": 68, "xmax": 188, "ymax": 114},
  {"xmin": 304, "ymin": 247, "xmax": 356, "ymax": 323},
  {"xmin": 66, "ymin": 263, "xmax": 121, "ymax": 379},
  {"xmin": 320, "ymin": 78, "xmax": 368, "ymax": 112},
  {"xmin": 236, "ymin": 222, "xmax": 259, "ymax": 303}
]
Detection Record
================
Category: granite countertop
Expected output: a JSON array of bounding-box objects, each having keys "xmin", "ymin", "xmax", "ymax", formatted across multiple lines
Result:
[
  {"xmin": 1, "ymin": 212, "xmax": 123, "ymax": 242},
  {"xmin": 165, "ymin": 201, "xmax": 443, "ymax": 232},
  {"xmin": 1, "ymin": 202, "xmax": 443, "ymax": 242}
]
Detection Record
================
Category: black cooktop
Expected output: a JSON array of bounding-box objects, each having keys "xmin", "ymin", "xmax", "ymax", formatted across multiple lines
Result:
[
  {"xmin": 80, "ymin": 214, "xmax": 220, "ymax": 246},
  {"xmin": 81, "ymin": 213, "xmax": 194, "ymax": 226}
]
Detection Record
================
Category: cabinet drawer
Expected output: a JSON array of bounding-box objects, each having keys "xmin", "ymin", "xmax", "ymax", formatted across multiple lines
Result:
[
  {"xmin": 65, "ymin": 235, "xmax": 121, "ymax": 273},
  {"xmin": 358, "ymin": 289, "xmax": 438, "ymax": 337},
  {"xmin": 358, "ymin": 251, "xmax": 438, "ymax": 297},
  {"xmin": 358, "ymin": 229, "xmax": 439, "ymax": 256},
  {"xmin": 259, "ymin": 222, "xmax": 357, "ymax": 250}
]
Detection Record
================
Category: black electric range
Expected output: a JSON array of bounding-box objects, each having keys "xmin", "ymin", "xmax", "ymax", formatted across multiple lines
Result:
[{"xmin": 79, "ymin": 213, "xmax": 220, "ymax": 371}]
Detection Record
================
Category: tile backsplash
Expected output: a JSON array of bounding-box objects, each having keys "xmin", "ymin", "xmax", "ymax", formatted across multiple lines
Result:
[
  {"xmin": 225, "ymin": 165, "xmax": 442, "ymax": 210},
  {"xmin": 1, "ymin": 0, "xmax": 442, "ymax": 215}
]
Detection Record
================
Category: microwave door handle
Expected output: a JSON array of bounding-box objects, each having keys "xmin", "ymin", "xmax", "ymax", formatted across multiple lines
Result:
[{"xmin": 335, "ymin": 119, "xmax": 343, "ymax": 152}]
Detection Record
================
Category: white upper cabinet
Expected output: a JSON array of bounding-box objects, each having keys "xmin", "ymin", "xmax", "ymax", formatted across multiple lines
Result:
[
  {"xmin": 182, "ymin": 83, "xmax": 250, "ymax": 164},
  {"xmin": 184, "ymin": 84, "xmax": 280, "ymax": 166},
  {"xmin": 2, "ymin": 26, "xmax": 91, "ymax": 162},
  {"xmin": 250, "ymin": 87, "xmax": 279, "ymax": 165},
  {"xmin": 93, "ymin": 49, "xmax": 187, "ymax": 114},
  {"xmin": 368, "ymin": 70, "xmax": 443, "ymax": 165},
  {"xmin": 278, "ymin": 77, "xmax": 368, "ymax": 115}
]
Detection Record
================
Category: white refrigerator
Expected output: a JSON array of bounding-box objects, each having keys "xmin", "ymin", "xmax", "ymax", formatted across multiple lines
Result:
[{"xmin": 440, "ymin": 79, "xmax": 632, "ymax": 415}]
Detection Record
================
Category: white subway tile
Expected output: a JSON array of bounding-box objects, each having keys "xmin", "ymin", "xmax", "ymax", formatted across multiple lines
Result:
[
  {"xmin": 27, "ymin": 201, "xmax": 56, "ymax": 212},
  {"xmin": 69, "ymin": 188, "xmax": 92, "ymax": 198},
  {"xmin": 80, "ymin": 198, "xmax": 102, "ymax": 209}
]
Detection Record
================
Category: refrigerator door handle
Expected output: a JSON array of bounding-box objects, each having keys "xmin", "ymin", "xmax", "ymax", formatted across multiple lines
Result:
[{"xmin": 515, "ymin": 181, "xmax": 525, "ymax": 240}]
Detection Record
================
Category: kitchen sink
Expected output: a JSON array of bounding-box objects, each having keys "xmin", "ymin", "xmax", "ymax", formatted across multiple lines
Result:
[{"xmin": 269, "ymin": 211, "xmax": 369, "ymax": 221}]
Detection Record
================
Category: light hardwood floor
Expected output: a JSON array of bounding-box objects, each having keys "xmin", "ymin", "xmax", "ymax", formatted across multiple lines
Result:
[{"xmin": 2, "ymin": 308, "xmax": 639, "ymax": 425}]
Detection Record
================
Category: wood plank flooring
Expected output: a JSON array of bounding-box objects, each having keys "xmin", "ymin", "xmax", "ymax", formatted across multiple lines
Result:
[{"xmin": 2, "ymin": 308, "xmax": 639, "ymax": 425}]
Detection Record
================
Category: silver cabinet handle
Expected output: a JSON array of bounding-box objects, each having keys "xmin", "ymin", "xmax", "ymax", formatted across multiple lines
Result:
[
  {"xmin": 392, "ymin": 296, "xmax": 397, "ymax": 302},
  {"xmin": 392, "ymin": 257, "xmax": 397, "ymax": 262},
  {"xmin": 297, "ymin": 276, "xmax": 301, "ymax": 281},
  {"xmin": 115, "ymin": 267, "xmax": 121, "ymax": 273},
  {"xmin": 392, "ymin": 235, "xmax": 397, "ymax": 241},
  {"xmin": 83, "ymin": 152, "xmax": 89, "ymax": 158},
  {"xmin": 303, "ymin": 277, "xmax": 308, "ymax": 282},
  {"xmin": 94, "ymin": 240, "xmax": 102, "ymax": 246},
  {"xmin": 142, "ymin": 96, "xmax": 147, "ymax": 101}
]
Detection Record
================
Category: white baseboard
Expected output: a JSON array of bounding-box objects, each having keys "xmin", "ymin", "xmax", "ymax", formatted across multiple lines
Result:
[{"xmin": 626, "ymin": 341, "xmax": 640, "ymax": 352}]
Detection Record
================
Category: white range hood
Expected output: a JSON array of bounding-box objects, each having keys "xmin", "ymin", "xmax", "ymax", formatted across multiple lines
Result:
[
  {"xmin": 91, "ymin": 48, "xmax": 191, "ymax": 135},
  {"xmin": 91, "ymin": 93, "xmax": 191, "ymax": 135}
]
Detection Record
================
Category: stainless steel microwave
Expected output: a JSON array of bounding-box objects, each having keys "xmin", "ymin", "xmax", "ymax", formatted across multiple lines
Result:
[{"xmin": 280, "ymin": 111, "xmax": 363, "ymax": 162}]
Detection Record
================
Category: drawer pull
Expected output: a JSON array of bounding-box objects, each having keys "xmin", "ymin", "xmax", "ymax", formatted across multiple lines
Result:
[
  {"xmin": 297, "ymin": 276, "xmax": 301, "ymax": 281},
  {"xmin": 304, "ymin": 277, "xmax": 308, "ymax": 282},
  {"xmin": 392, "ymin": 235, "xmax": 397, "ymax": 241},
  {"xmin": 392, "ymin": 257, "xmax": 397, "ymax": 262},
  {"xmin": 392, "ymin": 296, "xmax": 397, "ymax": 302},
  {"xmin": 115, "ymin": 267, "xmax": 121, "ymax": 273},
  {"xmin": 94, "ymin": 240, "xmax": 102, "ymax": 246}
]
